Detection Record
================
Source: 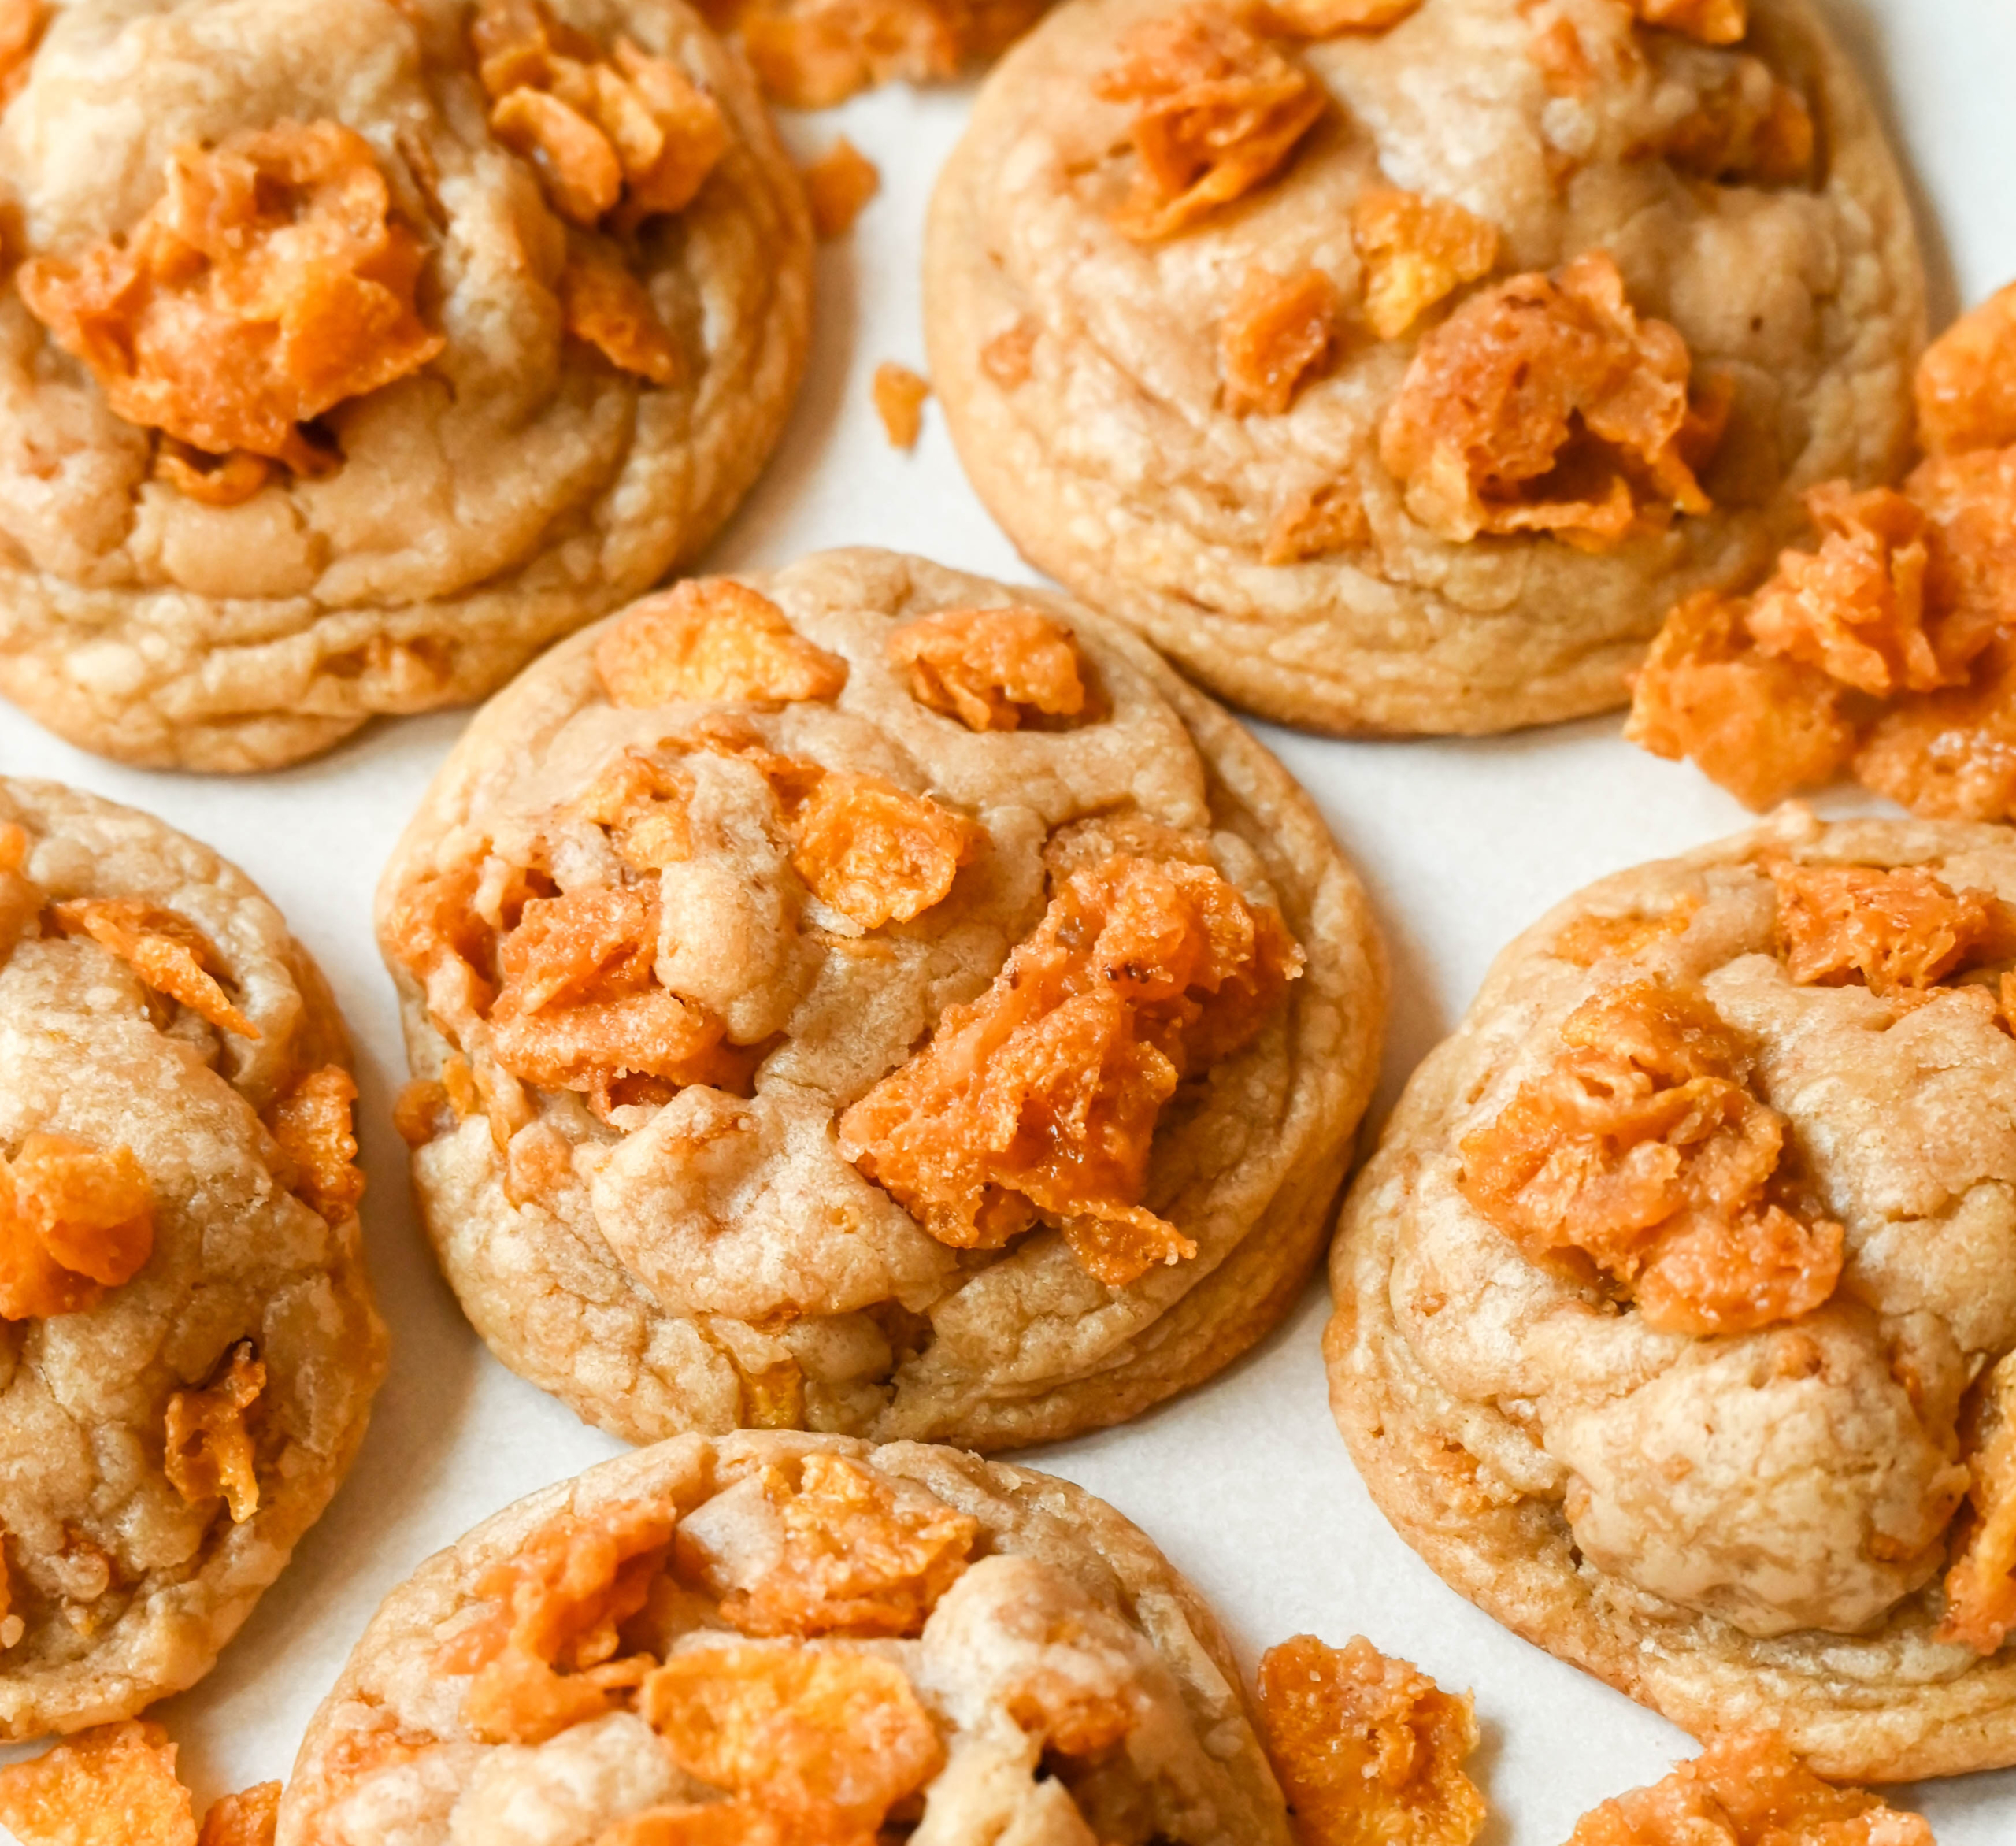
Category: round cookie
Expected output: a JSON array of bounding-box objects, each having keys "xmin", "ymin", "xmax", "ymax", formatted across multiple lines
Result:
[
  {"xmin": 278, "ymin": 1431, "xmax": 1295, "ymax": 1846},
  {"xmin": 378, "ymin": 546, "xmax": 1384, "ymax": 1451},
  {"xmin": 0, "ymin": 0, "xmax": 811, "ymax": 773},
  {"xmin": 1326, "ymin": 807, "xmax": 2016, "ymax": 1781},
  {"xmin": 0, "ymin": 778, "xmax": 387, "ymax": 1739},
  {"xmin": 924, "ymin": 0, "xmax": 1925, "ymax": 736}
]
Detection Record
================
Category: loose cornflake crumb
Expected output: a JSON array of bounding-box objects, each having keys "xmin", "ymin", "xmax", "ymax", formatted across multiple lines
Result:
[
  {"xmin": 0, "ymin": 1131, "xmax": 154, "ymax": 1322},
  {"xmin": 1770, "ymin": 861, "xmax": 2012, "ymax": 999},
  {"xmin": 803, "ymin": 136, "xmax": 880, "ymax": 239},
  {"xmin": 1351, "ymin": 184, "xmax": 1498, "ymax": 343},
  {"xmin": 1940, "ymin": 1350, "xmax": 2016, "ymax": 1653},
  {"xmin": 1095, "ymin": 4, "xmax": 1325, "ymax": 241},
  {"xmin": 596, "ymin": 579, "xmax": 850, "ymax": 708},
  {"xmin": 873, "ymin": 361, "xmax": 931, "ymax": 448},
  {"xmin": 790, "ymin": 773, "xmax": 981, "ymax": 929},
  {"xmin": 887, "ymin": 606, "xmax": 1088, "ymax": 731},
  {"xmin": 50, "ymin": 899, "xmax": 258, "ymax": 1040},
  {"xmin": 838, "ymin": 851, "xmax": 1300, "ymax": 1286},
  {"xmin": 165, "ymin": 1341, "xmax": 266, "ymax": 1525},
  {"xmin": 264, "ymin": 1066, "xmax": 366, "ymax": 1224},
  {"xmin": 1255, "ymin": 1634, "xmax": 1485, "ymax": 1846},
  {"xmin": 1220, "ymin": 265, "xmax": 1342, "ymax": 417}
]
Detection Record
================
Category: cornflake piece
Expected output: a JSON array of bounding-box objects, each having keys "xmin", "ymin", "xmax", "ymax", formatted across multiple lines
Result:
[
  {"xmin": 50, "ymin": 899, "xmax": 258, "ymax": 1040},
  {"xmin": 0, "ymin": 0, "xmax": 42, "ymax": 102},
  {"xmin": 887, "ymin": 606, "xmax": 1088, "ymax": 732},
  {"xmin": 838, "ymin": 851, "xmax": 1300, "ymax": 1287},
  {"xmin": 1380, "ymin": 253, "xmax": 1717, "ymax": 547},
  {"xmin": 596, "ymin": 580, "xmax": 850, "ymax": 708},
  {"xmin": 561, "ymin": 238, "xmax": 682, "ymax": 385},
  {"xmin": 195, "ymin": 1783, "xmax": 280, "ymax": 1846},
  {"xmin": 1917, "ymin": 280, "xmax": 2016, "ymax": 458},
  {"xmin": 1855, "ymin": 639, "xmax": 2016, "ymax": 823},
  {"xmin": 1527, "ymin": 14, "xmax": 1594, "ymax": 95},
  {"xmin": 17, "ymin": 123, "xmax": 441, "ymax": 471},
  {"xmin": 873, "ymin": 361, "xmax": 931, "ymax": 448},
  {"xmin": 573, "ymin": 750, "xmax": 695, "ymax": 871},
  {"xmin": 1565, "ymin": 1732, "xmax": 1931, "ymax": 1846},
  {"xmin": 739, "ymin": 0, "xmax": 958, "ymax": 110},
  {"xmin": 1940, "ymin": 1349, "xmax": 2016, "ymax": 1653},
  {"xmin": 1631, "ymin": 0, "xmax": 1744, "ymax": 45},
  {"xmin": 0, "ymin": 1547, "xmax": 20, "ymax": 1651},
  {"xmin": 1220, "ymin": 265, "xmax": 1341, "ymax": 416},
  {"xmin": 980, "ymin": 320, "xmax": 1037, "ymax": 391},
  {"xmin": 804, "ymin": 136, "xmax": 880, "ymax": 239},
  {"xmin": 1266, "ymin": 0, "xmax": 1421, "ymax": 35},
  {"xmin": 1351, "ymin": 185, "xmax": 1498, "ymax": 343},
  {"xmin": 0, "ymin": 1132, "xmax": 154, "ymax": 1322},
  {"xmin": 790, "ymin": 773, "xmax": 982, "ymax": 929},
  {"xmin": 154, "ymin": 445, "xmax": 272, "ymax": 509},
  {"xmin": 1551, "ymin": 898, "xmax": 1699, "ymax": 969},
  {"xmin": 1653, "ymin": 60, "xmax": 1814, "ymax": 186},
  {"xmin": 1095, "ymin": 4, "xmax": 1325, "ymax": 242},
  {"xmin": 1770, "ymin": 861, "xmax": 2012, "ymax": 999},
  {"xmin": 701, "ymin": 1453, "xmax": 977, "ymax": 1637},
  {"xmin": 0, "ymin": 1721, "xmax": 197, "ymax": 1846},
  {"xmin": 1256, "ymin": 1635, "xmax": 1484, "ymax": 1846},
  {"xmin": 1266, "ymin": 480, "xmax": 1370, "ymax": 564},
  {"xmin": 264, "ymin": 1066, "xmax": 366, "ymax": 1225},
  {"xmin": 165, "ymin": 1341, "xmax": 266, "ymax": 1525},
  {"xmin": 443, "ymin": 1499, "xmax": 676, "ymax": 1745},
  {"xmin": 595, "ymin": 1803, "xmax": 780, "ymax": 1844}
]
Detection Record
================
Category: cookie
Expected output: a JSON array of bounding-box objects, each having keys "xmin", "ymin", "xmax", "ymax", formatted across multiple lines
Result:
[
  {"xmin": 0, "ymin": 0, "xmax": 812, "ymax": 773},
  {"xmin": 924, "ymin": 0, "xmax": 1924, "ymax": 737},
  {"xmin": 377, "ymin": 547, "xmax": 1384, "ymax": 1451},
  {"xmin": 278, "ymin": 1431, "xmax": 1293, "ymax": 1844},
  {"xmin": 0, "ymin": 778, "xmax": 387, "ymax": 1740},
  {"xmin": 1326, "ymin": 807, "xmax": 2016, "ymax": 1781}
]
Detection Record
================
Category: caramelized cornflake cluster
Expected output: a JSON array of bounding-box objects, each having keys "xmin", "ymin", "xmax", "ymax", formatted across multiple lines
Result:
[
  {"xmin": 1458, "ymin": 980, "xmax": 1844, "ymax": 1335},
  {"xmin": 803, "ymin": 136, "xmax": 880, "ymax": 239},
  {"xmin": 727, "ymin": 0, "xmax": 1046, "ymax": 110},
  {"xmin": 838, "ymin": 848, "xmax": 1300, "ymax": 1287},
  {"xmin": 51, "ymin": 898, "xmax": 258, "ymax": 1040},
  {"xmin": 0, "ymin": 1721, "xmax": 281, "ymax": 1846},
  {"xmin": 264, "ymin": 1065, "xmax": 367, "ymax": 1224},
  {"xmin": 873, "ymin": 361, "xmax": 932, "ymax": 448},
  {"xmin": 1380, "ymin": 253, "xmax": 1723, "ymax": 549},
  {"xmin": 0, "ymin": 1131, "xmax": 154, "ymax": 1321},
  {"xmin": 792, "ymin": 772, "xmax": 982, "ymax": 929},
  {"xmin": 1650, "ymin": 54, "xmax": 1814, "ymax": 185},
  {"xmin": 1255, "ymin": 1634, "xmax": 1485, "ymax": 1846},
  {"xmin": 0, "ymin": 0, "xmax": 43, "ymax": 102},
  {"xmin": 1351, "ymin": 185, "xmax": 1499, "ymax": 343},
  {"xmin": 595, "ymin": 580, "xmax": 850, "ymax": 709},
  {"xmin": 1940, "ymin": 1351, "xmax": 2016, "ymax": 1654},
  {"xmin": 1770, "ymin": 860, "xmax": 2013, "ymax": 1001},
  {"xmin": 1095, "ymin": 4, "xmax": 1325, "ymax": 241},
  {"xmin": 1630, "ymin": 281, "xmax": 2016, "ymax": 815},
  {"xmin": 1631, "ymin": 0, "xmax": 1745, "ymax": 46},
  {"xmin": 1220, "ymin": 266, "xmax": 1342, "ymax": 417},
  {"xmin": 1551, "ymin": 898, "xmax": 1700, "ymax": 969},
  {"xmin": 164, "ymin": 1341, "xmax": 266, "ymax": 1525},
  {"xmin": 17, "ymin": 121, "xmax": 441, "ymax": 482},
  {"xmin": 1564, "ymin": 1733, "xmax": 1929, "ymax": 1846},
  {"xmin": 885, "ymin": 605, "xmax": 1088, "ymax": 731}
]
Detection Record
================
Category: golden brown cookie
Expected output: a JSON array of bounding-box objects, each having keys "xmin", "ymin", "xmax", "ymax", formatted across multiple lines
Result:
[
  {"xmin": 1327, "ymin": 807, "xmax": 2016, "ymax": 1781},
  {"xmin": 377, "ymin": 547, "xmax": 1384, "ymax": 1451},
  {"xmin": 0, "ymin": 0, "xmax": 811, "ymax": 773},
  {"xmin": 0, "ymin": 778, "xmax": 387, "ymax": 1740},
  {"xmin": 925, "ymin": 0, "xmax": 1924, "ymax": 736}
]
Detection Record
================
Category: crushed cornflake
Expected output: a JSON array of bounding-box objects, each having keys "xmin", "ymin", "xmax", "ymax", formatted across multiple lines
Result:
[
  {"xmin": 195, "ymin": 1782, "xmax": 280, "ymax": 1846},
  {"xmin": 0, "ymin": 0, "xmax": 43, "ymax": 104},
  {"xmin": 264, "ymin": 1065, "xmax": 366, "ymax": 1225},
  {"xmin": 1379, "ymin": 252, "xmax": 1720, "ymax": 548},
  {"xmin": 789, "ymin": 773, "xmax": 982, "ymax": 929},
  {"xmin": 873, "ymin": 361, "xmax": 931, "ymax": 448},
  {"xmin": 1094, "ymin": 4, "xmax": 1325, "ymax": 242},
  {"xmin": 1525, "ymin": 14, "xmax": 1594, "ymax": 95},
  {"xmin": 1564, "ymin": 1732, "xmax": 1932, "ymax": 1846},
  {"xmin": 804, "ymin": 136, "xmax": 880, "ymax": 239},
  {"xmin": 0, "ymin": 1547, "xmax": 20, "ymax": 1651},
  {"xmin": 1458, "ymin": 979, "xmax": 1844, "ymax": 1335},
  {"xmin": 1652, "ymin": 59, "xmax": 1814, "ymax": 186},
  {"xmin": 442, "ymin": 1499, "xmax": 676, "ymax": 1745},
  {"xmin": 1219, "ymin": 265, "xmax": 1341, "ymax": 416},
  {"xmin": 1917, "ymin": 281, "xmax": 2016, "ymax": 457},
  {"xmin": 1770, "ymin": 861, "xmax": 2013, "ymax": 999},
  {"xmin": 1551, "ymin": 898, "xmax": 1700, "ymax": 968},
  {"xmin": 561, "ymin": 238, "xmax": 683, "ymax": 384},
  {"xmin": 1940, "ymin": 1350, "xmax": 2016, "ymax": 1654},
  {"xmin": 980, "ymin": 320, "xmax": 1037, "ymax": 391},
  {"xmin": 1256, "ymin": 1634, "xmax": 1485, "ymax": 1846},
  {"xmin": 154, "ymin": 445, "xmax": 272, "ymax": 509},
  {"xmin": 1265, "ymin": 480, "xmax": 1371, "ymax": 564},
  {"xmin": 1630, "ymin": 0, "xmax": 1745, "ymax": 44},
  {"xmin": 727, "ymin": 0, "xmax": 1044, "ymax": 108},
  {"xmin": 1263, "ymin": 0, "xmax": 1421, "ymax": 36},
  {"xmin": 1351, "ymin": 184, "xmax": 1498, "ymax": 343},
  {"xmin": 0, "ymin": 1131, "xmax": 154, "ymax": 1323},
  {"xmin": 887, "ymin": 606, "xmax": 1088, "ymax": 732},
  {"xmin": 838, "ymin": 851, "xmax": 1300, "ymax": 1286},
  {"xmin": 0, "ymin": 1721, "xmax": 198, "ymax": 1846},
  {"xmin": 17, "ymin": 122, "xmax": 441, "ymax": 473},
  {"xmin": 597, "ymin": 580, "xmax": 850, "ymax": 709},
  {"xmin": 50, "ymin": 899, "xmax": 258, "ymax": 1040},
  {"xmin": 165, "ymin": 1340, "xmax": 266, "ymax": 1525},
  {"xmin": 573, "ymin": 749, "xmax": 696, "ymax": 871},
  {"xmin": 591, "ymin": 1800, "xmax": 783, "ymax": 1843}
]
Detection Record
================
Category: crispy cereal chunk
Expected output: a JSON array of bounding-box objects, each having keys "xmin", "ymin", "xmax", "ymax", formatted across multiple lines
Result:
[
  {"xmin": 873, "ymin": 361, "xmax": 932, "ymax": 448},
  {"xmin": 561, "ymin": 238, "xmax": 682, "ymax": 385},
  {"xmin": 1255, "ymin": 1634, "xmax": 1485, "ymax": 1846},
  {"xmin": 1653, "ymin": 58, "xmax": 1814, "ymax": 185},
  {"xmin": 264, "ymin": 1066, "xmax": 366, "ymax": 1225},
  {"xmin": 1266, "ymin": 0, "xmax": 1421, "ymax": 36},
  {"xmin": 595, "ymin": 1804, "xmax": 781, "ymax": 1845},
  {"xmin": 1770, "ymin": 861, "xmax": 2012, "ymax": 999},
  {"xmin": 980, "ymin": 320, "xmax": 1037, "ymax": 390},
  {"xmin": 0, "ymin": 0, "xmax": 43, "ymax": 103},
  {"xmin": 1095, "ymin": 5, "xmax": 1325, "ymax": 242},
  {"xmin": 1220, "ymin": 266, "xmax": 1342, "ymax": 416},
  {"xmin": 195, "ymin": 1784, "xmax": 280, "ymax": 1846},
  {"xmin": 17, "ymin": 123, "xmax": 440, "ymax": 471},
  {"xmin": 1551, "ymin": 899, "xmax": 1700, "ymax": 969},
  {"xmin": 1379, "ymin": 253, "xmax": 1717, "ymax": 548},
  {"xmin": 1855, "ymin": 640, "xmax": 2016, "ymax": 823},
  {"xmin": 1266, "ymin": 480, "xmax": 1371, "ymax": 563},
  {"xmin": 1351, "ymin": 185, "xmax": 1498, "ymax": 343},
  {"xmin": 888, "ymin": 606, "xmax": 1088, "ymax": 732},
  {"xmin": 1939, "ymin": 1349, "xmax": 2016, "ymax": 1653},
  {"xmin": 0, "ymin": 1721, "xmax": 198, "ymax": 1846},
  {"xmin": 738, "ymin": 0, "xmax": 954, "ymax": 110},
  {"xmin": 804, "ymin": 137, "xmax": 880, "ymax": 239},
  {"xmin": 165, "ymin": 1340, "xmax": 266, "ymax": 1525},
  {"xmin": 839, "ymin": 852, "xmax": 1300, "ymax": 1286},
  {"xmin": 442, "ymin": 1499, "xmax": 675, "ymax": 1745},
  {"xmin": 50, "ymin": 899, "xmax": 258, "ymax": 1040},
  {"xmin": 596, "ymin": 580, "xmax": 850, "ymax": 709},
  {"xmin": 790, "ymin": 773, "xmax": 982, "ymax": 929},
  {"xmin": 1631, "ymin": 0, "xmax": 1744, "ymax": 45},
  {"xmin": 1917, "ymin": 281, "xmax": 2016, "ymax": 458},
  {"xmin": 0, "ymin": 1132, "xmax": 154, "ymax": 1322},
  {"xmin": 574, "ymin": 749, "xmax": 696, "ymax": 871}
]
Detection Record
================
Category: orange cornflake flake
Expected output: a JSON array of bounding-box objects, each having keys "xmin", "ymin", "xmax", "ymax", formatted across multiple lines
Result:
[
  {"xmin": 980, "ymin": 320, "xmax": 1037, "ymax": 391},
  {"xmin": 50, "ymin": 899, "xmax": 258, "ymax": 1040},
  {"xmin": 264, "ymin": 1065, "xmax": 366, "ymax": 1225},
  {"xmin": 0, "ymin": 1721, "xmax": 198, "ymax": 1846},
  {"xmin": 473, "ymin": 0, "xmax": 728, "ymax": 228},
  {"xmin": 0, "ymin": 1131, "xmax": 154, "ymax": 1323},
  {"xmin": 1566, "ymin": 1733, "xmax": 1930, "ymax": 1846},
  {"xmin": 17, "ymin": 121, "xmax": 440, "ymax": 472},
  {"xmin": 0, "ymin": 1545, "xmax": 20, "ymax": 1651},
  {"xmin": 873, "ymin": 361, "xmax": 931, "ymax": 448},
  {"xmin": 740, "ymin": 0, "xmax": 949, "ymax": 110},
  {"xmin": 1526, "ymin": 15, "xmax": 1595, "ymax": 95},
  {"xmin": 804, "ymin": 137, "xmax": 880, "ymax": 240},
  {"xmin": 887, "ymin": 606, "xmax": 1088, "ymax": 732},
  {"xmin": 1458, "ymin": 980, "xmax": 1843, "ymax": 1336},
  {"xmin": 1265, "ymin": 480, "xmax": 1370, "ymax": 564},
  {"xmin": 1264, "ymin": 0, "xmax": 1421, "ymax": 36},
  {"xmin": 1630, "ymin": 0, "xmax": 1745, "ymax": 44},
  {"xmin": 1219, "ymin": 265, "xmax": 1341, "ymax": 417},
  {"xmin": 1918, "ymin": 280, "xmax": 2016, "ymax": 458},
  {"xmin": 699, "ymin": 1453, "xmax": 977, "ymax": 1638},
  {"xmin": 1551, "ymin": 898, "xmax": 1700, "ymax": 969},
  {"xmin": 838, "ymin": 851, "xmax": 1300, "ymax": 1287},
  {"xmin": 195, "ymin": 1783, "xmax": 280, "ymax": 1846},
  {"xmin": 154, "ymin": 445, "xmax": 272, "ymax": 508},
  {"xmin": 0, "ymin": 0, "xmax": 43, "ymax": 103},
  {"xmin": 443, "ymin": 1498, "xmax": 676, "ymax": 1745},
  {"xmin": 573, "ymin": 749, "xmax": 695, "ymax": 871},
  {"xmin": 1094, "ymin": 4, "xmax": 1325, "ymax": 242},
  {"xmin": 1380, "ymin": 252, "xmax": 1718, "ymax": 548},
  {"xmin": 1351, "ymin": 185, "xmax": 1498, "ymax": 343},
  {"xmin": 165, "ymin": 1340, "xmax": 266, "ymax": 1525},
  {"xmin": 596, "ymin": 580, "xmax": 850, "ymax": 710},
  {"xmin": 561, "ymin": 238, "xmax": 682, "ymax": 385},
  {"xmin": 790, "ymin": 773, "xmax": 981, "ymax": 929},
  {"xmin": 1770, "ymin": 861, "xmax": 2012, "ymax": 999},
  {"xmin": 1938, "ymin": 1350, "xmax": 2016, "ymax": 1654},
  {"xmin": 1256, "ymin": 1635, "xmax": 1485, "ymax": 1846},
  {"xmin": 593, "ymin": 1803, "xmax": 782, "ymax": 1845},
  {"xmin": 1653, "ymin": 62, "xmax": 1814, "ymax": 186},
  {"xmin": 0, "ymin": 821, "xmax": 27, "ymax": 875}
]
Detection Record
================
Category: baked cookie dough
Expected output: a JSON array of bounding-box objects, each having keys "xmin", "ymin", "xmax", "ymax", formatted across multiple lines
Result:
[
  {"xmin": 278, "ymin": 1431, "xmax": 1293, "ymax": 1845},
  {"xmin": 378, "ymin": 547, "xmax": 1383, "ymax": 1451},
  {"xmin": 924, "ymin": 0, "xmax": 1924, "ymax": 736},
  {"xmin": 0, "ymin": 778, "xmax": 387, "ymax": 1739},
  {"xmin": 0, "ymin": 0, "xmax": 811, "ymax": 773},
  {"xmin": 1328, "ymin": 807, "xmax": 2016, "ymax": 1781}
]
